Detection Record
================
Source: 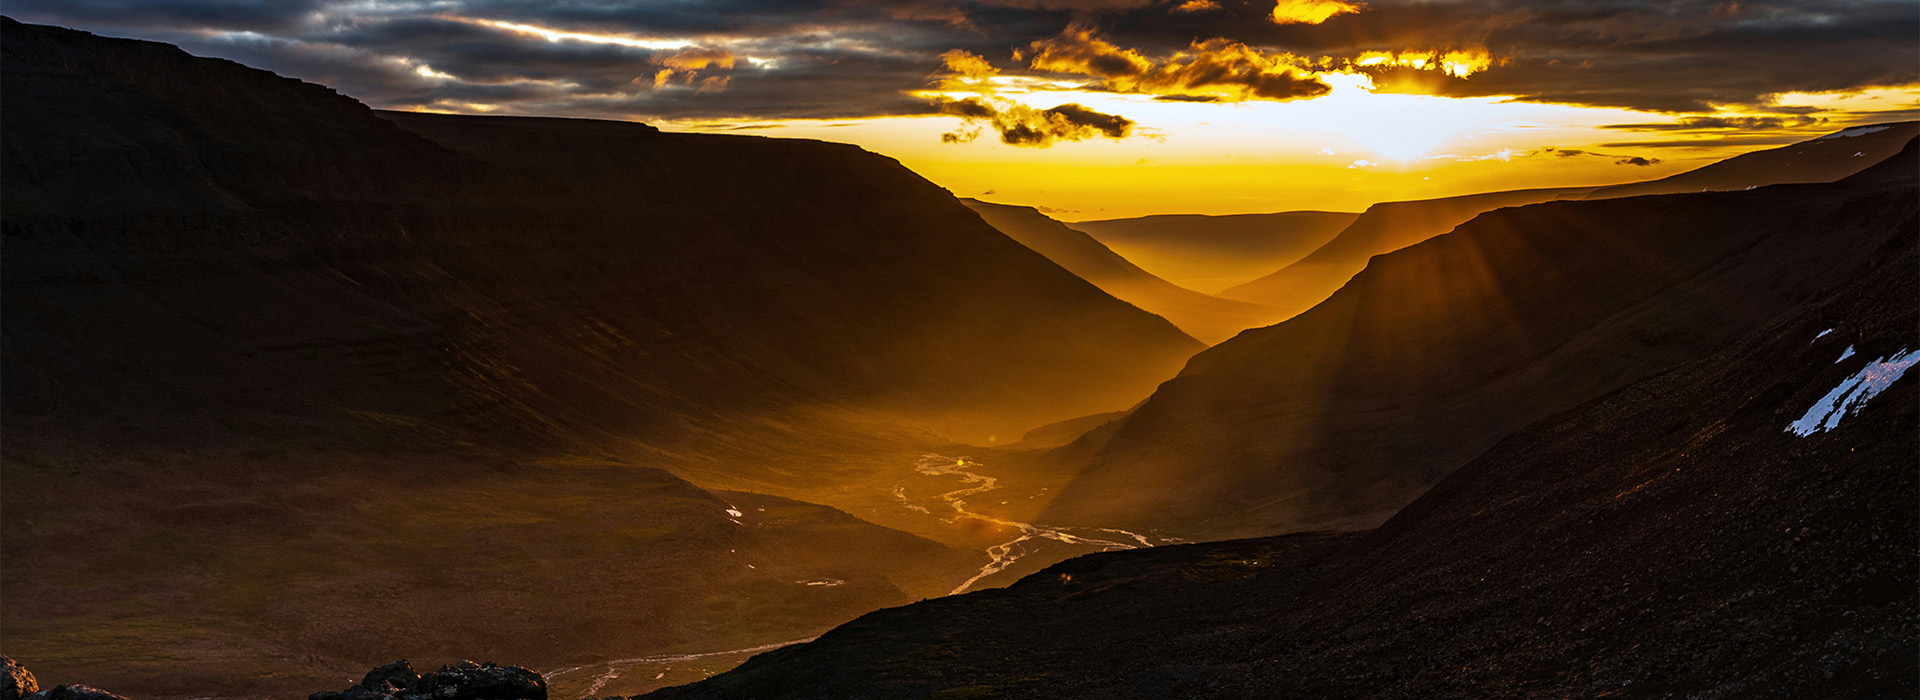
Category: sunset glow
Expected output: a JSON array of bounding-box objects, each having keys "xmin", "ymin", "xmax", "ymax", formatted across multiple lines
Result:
[{"xmin": 13, "ymin": 0, "xmax": 1912, "ymax": 218}]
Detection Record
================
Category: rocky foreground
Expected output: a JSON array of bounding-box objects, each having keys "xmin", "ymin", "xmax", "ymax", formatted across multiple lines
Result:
[
  {"xmin": 3, "ymin": 657, "xmax": 125, "ymax": 700},
  {"xmin": 307, "ymin": 660, "xmax": 546, "ymax": 700},
  {"xmin": 0, "ymin": 656, "xmax": 557, "ymax": 700}
]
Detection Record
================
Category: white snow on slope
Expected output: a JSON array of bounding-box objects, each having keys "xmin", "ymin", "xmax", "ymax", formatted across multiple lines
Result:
[
  {"xmin": 1817, "ymin": 125, "xmax": 1891, "ymax": 140},
  {"xmin": 1787, "ymin": 349, "xmax": 1920, "ymax": 436}
]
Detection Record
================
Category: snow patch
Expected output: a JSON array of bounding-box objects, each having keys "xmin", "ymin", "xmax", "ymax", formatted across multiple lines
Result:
[
  {"xmin": 1817, "ymin": 125, "xmax": 1891, "ymax": 140},
  {"xmin": 796, "ymin": 578, "xmax": 845, "ymax": 587},
  {"xmin": 1814, "ymin": 328, "xmax": 1833, "ymax": 340},
  {"xmin": 1837, "ymin": 346, "xmax": 1856, "ymax": 363},
  {"xmin": 725, "ymin": 508, "xmax": 744, "ymax": 518},
  {"xmin": 1786, "ymin": 349, "xmax": 1920, "ymax": 436}
]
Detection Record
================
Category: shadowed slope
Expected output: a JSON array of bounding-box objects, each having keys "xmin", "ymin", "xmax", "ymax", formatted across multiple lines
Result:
[
  {"xmin": 646, "ymin": 161, "xmax": 1917, "ymax": 700},
  {"xmin": 1068, "ymin": 211, "xmax": 1358, "ymax": 293},
  {"xmin": 0, "ymin": 18, "xmax": 1198, "ymax": 457},
  {"xmin": 0, "ymin": 18, "xmax": 1197, "ymax": 698},
  {"xmin": 1216, "ymin": 187, "xmax": 1594, "ymax": 319},
  {"xmin": 1038, "ymin": 146, "xmax": 1917, "ymax": 540},
  {"xmin": 963, "ymin": 199, "xmax": 1273, "ymax": 344}
]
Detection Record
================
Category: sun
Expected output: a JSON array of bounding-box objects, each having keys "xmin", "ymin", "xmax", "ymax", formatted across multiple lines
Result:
[{"xmin": 1301, "ymin": 72, "xmax": 1501, "ymax": 162}]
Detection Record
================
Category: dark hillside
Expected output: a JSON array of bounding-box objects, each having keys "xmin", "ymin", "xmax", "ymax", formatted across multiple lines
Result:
[
  {"xmin": 647, "ymin": 159, "xmax": 1918, "ymax": 699},
  {"xmin": 0, "ymin": 18, "xmax": 1199, "ymax": 697},
  {"xmin": 1037, "ymin": 147, "xmax": 1916, "ymax": 540}
]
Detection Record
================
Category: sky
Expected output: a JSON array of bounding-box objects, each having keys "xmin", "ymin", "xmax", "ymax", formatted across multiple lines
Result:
[{"xmin": 10, "ymin": 0, "xmax": 1917, "ymax": 219}]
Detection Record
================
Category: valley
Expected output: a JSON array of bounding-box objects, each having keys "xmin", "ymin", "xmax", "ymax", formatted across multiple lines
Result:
[{"xmin": 1, "ymin": 12, "xmax": 1914, "ymax": 700}]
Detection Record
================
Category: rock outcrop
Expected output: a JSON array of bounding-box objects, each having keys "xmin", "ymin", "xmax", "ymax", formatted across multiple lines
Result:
[
  {"xmin": 2, "ymin": 658, "xmax": 35, "ymax": 700},
  {"xmin": 1, "ymin": 658, "xmax": 126, "ymax": 700},
  {"xmin": 315, "ymin": 660, "xmax": 545, "ymax": 700}
]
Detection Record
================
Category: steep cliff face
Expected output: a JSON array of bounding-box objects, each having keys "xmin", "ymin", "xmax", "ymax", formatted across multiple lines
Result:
[
  {"xmin": 646, "ymin": 147, "xmax": 1918, "ymax": 700},
  {"xmin": 1037, "ymin": 144, "xmax": 1918, "ymax": 539}
]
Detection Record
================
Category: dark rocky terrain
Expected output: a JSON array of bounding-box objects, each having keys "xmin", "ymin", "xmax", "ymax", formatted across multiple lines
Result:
[
  {"xmin": 2, "ymin": 656, "xmax": 129, "ymax": 700},
  {"xmin": 963, "ymin": 199, "xmax": 1275, "ymax": 343},
  {"xmin": 642, "ymin": 144, "xmax": 1919, "ymax": 700},
  {"xmin": 1067, "ymin": 210, "xmax": 1358, "ymax": 293},
  {"xmin": 0, "ymin": 18, "xmax": 1196, "ymax": 697},
  {"xmin": 1041, "ymin": 140, "xmax": 1918, "ymax": 541}
]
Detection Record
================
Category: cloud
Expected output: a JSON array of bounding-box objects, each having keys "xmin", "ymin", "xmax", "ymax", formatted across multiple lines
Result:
[
  {"xmin": 1270, "ymin": 0, "xmax": 1362, "ymax": 25},
  {"xmin": 1025, "ymin": 26, "xmax": 1154, "ymax": 81},
  {"xmin": 6, "ymin": 0, "xmax": 1916, "ymax": 125},
  {"xmin": 1092, "ymin": 0, "xmax": 1920, "ymax": 114},
  {"xmin": 1538, "ymin": 146, "xmax": 1662, "ymax": 165},
  {"xmin": 1026, "ymin": 27, "xmax": 1331, "ymax": 102},
  {"xmin": 934, "ymin": 96, "xmax": 1133, "ymax": 147},
  {"xmin": 1603, "ymin": 115, "xmax": 1830, "ymax": 132}
]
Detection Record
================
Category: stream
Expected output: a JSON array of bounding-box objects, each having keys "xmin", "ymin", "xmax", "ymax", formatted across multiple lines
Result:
[{"xmin": 908, "ymin": 453, "xmax": 1167, "ymax": 594}]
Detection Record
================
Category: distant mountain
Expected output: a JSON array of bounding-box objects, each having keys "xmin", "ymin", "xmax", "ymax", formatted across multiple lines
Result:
[
  {"xmin": 1584, "ymin": 121, "xmax": 1919, "ymax": 200},
  {"xmin": 0, "ymin": 18, "xmax": 1198, "ymax": 697},
  {"xmin": 964, "ymin": 199, "xmax": 1275, "ymax": 344},
  {"xmin": 1216, "ymin": 187, "xmax": 1595, "ymax": 319},
  {"xmin": 1214, "ymin": 124, "xmax": 1917, "ymax": 324},
  {"xmin": 1035, "ymin": 144, "xmax": 1917, "ymax": 541},
  {"xmin": 1068, "ymin": 211, "xmax": 1358, "ymax": 293},
  {"xmin": 646, "ymin": 165, "xmax": 1917, "ymax": 697}
]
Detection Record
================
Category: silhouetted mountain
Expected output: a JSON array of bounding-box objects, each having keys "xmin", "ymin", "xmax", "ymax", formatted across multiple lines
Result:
[
  {"xmin": 644, "ymin": 155, "xmax": 1917, "ymax": 699},
  {"xmin": 1036, "ymin": 146, "xmax": 1916, "ymax": 541},
  {"xmin": 1213, "ymin": 124, "xmax": 1917, "ymax": 324},
  {"xmin": 1068, "ymin": 211, "xmax": 1358, "ymax": 293},
  {"xmin": 1584, "ymin": 122, "xmax": 1919, "ymax": 200},
  {"xmin": 0, "ymin": 18, "xmax": 1198, "ymax": 697},
  {"xmin": 963, "ymin": 199, "xmax": 1274, "ymax": 343},
  {"xmin": 0, "ymin": 18, "xmax": 1198, "ymax": 456},
  {"xmin": 1216, "ymin": 187, "xmax": 1594, "ymax": 320}
]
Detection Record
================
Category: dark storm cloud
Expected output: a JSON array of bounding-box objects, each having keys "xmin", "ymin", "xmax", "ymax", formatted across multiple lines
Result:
[
  {"xmin": 1096, "ymin": 0, "xmax": 1919, "ymax": 113},
  {"xmin": 5, "ymin": 0, "xmax": 1915, "ymax": 122},
  {"xmin": 3, "ymin": 0, "xmax": 326, "ymax": 33}
]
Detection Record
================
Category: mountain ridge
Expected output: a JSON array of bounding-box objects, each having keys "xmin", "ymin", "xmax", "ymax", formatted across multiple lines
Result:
[
  {"xmin": 641, "ymin": 144, "xmax": 1919, "ymax": 700},
  {"xmin": 962, "ymin": 198, "xmax": 1272, "ymax": 343}
]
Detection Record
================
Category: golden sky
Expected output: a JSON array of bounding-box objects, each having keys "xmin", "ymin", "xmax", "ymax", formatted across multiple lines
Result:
[
  {"xmin": 14, "ymin": 0, "xmax": 1917, "ymax": 219},
  {"xmin": 716, "ymin": 83, "xmax": 1918, "ymax": 220}
]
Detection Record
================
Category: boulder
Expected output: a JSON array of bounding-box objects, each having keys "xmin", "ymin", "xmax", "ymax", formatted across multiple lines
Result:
[
  {"xmin": 21, "ymin": 685, "xmax": 130, "ymax": 700},
  {"xmin": 362, "ymin": 660, "xmax": 421, "ymax": 694},
  {"xmin": 340, "ymin": 686, "xmax": 393, "ymax": 700},
  {"xmin": 421, "ymin": 662, "xmax": 546, "ymax": 700},
  {"xmin": 1, "ymin": 657, "xmax": 36, "ymax": 700}
]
